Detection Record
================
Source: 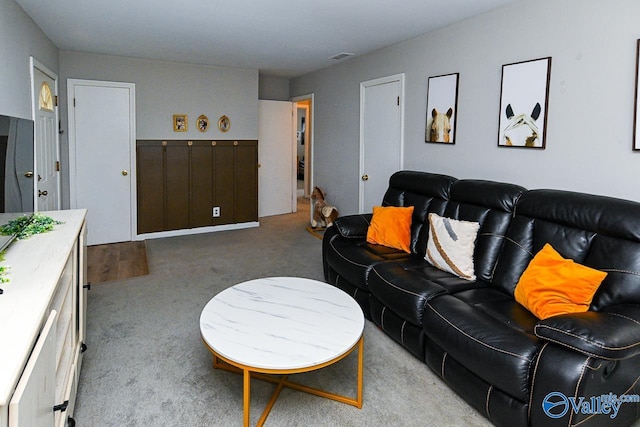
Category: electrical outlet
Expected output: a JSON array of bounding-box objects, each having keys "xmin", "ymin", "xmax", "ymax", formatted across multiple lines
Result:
[{"xmin": 213, "ymin": 207, "xmax": 221, "ymax": 217}]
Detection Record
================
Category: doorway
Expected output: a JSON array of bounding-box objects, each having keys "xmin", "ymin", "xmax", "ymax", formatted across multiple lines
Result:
[
  {"xmin": 67, "ymin": 79, "xmax": 136, "ymax": 245},
  {"xmin": 359, "ymin": 75, "xmax": 404, "ymax": 213},
  {"xmin": 291, "ymin": 94, "xmax": 314, "ymax": 200},
  {"xmin": 30, "ymin": 58, "xmax": 61, "ymax": 211}
]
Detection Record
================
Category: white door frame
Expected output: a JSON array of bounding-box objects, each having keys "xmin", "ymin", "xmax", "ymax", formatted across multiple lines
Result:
[
  {"xmin": 67, "ymin": 79, "xmax": 137, "ymax": 241},
  {"xmin": 359, "ymin": 74, "xmax": 405, "ymax": 213},
  {"xmin": 290, "ymin": 93, "xmax": 315, "ymax": 197},
  {"xmin": 29, "ymin": 57, "xmax": 61, "ymax": 211}
]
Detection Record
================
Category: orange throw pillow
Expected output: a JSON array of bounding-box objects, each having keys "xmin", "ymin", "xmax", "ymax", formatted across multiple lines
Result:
[
  {"xmin": 514, "ymin": 243, "xmax": 607, "ymax": 320},
  {"xmin": 366, "ymin": 206, "xmax": 414, "ymax": 253}
]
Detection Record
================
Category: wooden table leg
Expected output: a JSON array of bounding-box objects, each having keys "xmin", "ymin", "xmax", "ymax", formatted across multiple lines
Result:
[
  {"xmin": 243, "ymin": 368, "xmax": 250, "ymax": 427},
  {"xmin": 356, "ymin": 336, "xmax": 364, "ymax": 408}
]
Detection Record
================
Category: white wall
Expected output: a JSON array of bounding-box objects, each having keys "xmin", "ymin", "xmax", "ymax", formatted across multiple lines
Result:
[
  {"xmin": 59, "ymin": 51, "xmax": 258, "ymax": 139},
  {"xmin": 291, "ymin": 0, "xmax": 640, "ymax": 214},
  {"xmin": 58, "ymin": 51, "xmax": 259, "ymax": 207},
  {"xmin": 0, "ymin": 0, "xmax": 58, "ymax": 119},
  {"xmin": 259, "ymin": 75, "xmax": 290, "ymax": 101}
]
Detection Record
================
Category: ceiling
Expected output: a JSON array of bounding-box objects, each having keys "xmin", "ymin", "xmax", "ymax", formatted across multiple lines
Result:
[{"xmin": 16, "ymin": 0, "xmax": 520, "ymax": 79}]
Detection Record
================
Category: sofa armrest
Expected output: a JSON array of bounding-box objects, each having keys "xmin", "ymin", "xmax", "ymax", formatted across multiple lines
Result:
[
  {"xmin": 534, "ymin": 304, "xmax": 640, "ymax": 360},
  {"xmin": 332, "ymin": 214, "xmax": 373, "ymax": 238}
]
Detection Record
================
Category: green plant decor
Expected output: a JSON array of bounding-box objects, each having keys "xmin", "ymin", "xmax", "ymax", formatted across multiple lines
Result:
[
  {"xmin": 0, "ymin": 251, "xmax": 8, "ymax": 284},
  {"xmin": 0, "ymin": 214, "xmax": 63, "ymax": 285},
  {"xmin": 0, "ymin": 213, "xmax": 63, "ymax": 240}
]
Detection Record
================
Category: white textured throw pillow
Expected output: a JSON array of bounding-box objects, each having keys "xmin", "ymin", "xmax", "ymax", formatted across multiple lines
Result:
[{"xmin": 425, "ymin": 213, "xmax": 480, "ymax": 281}]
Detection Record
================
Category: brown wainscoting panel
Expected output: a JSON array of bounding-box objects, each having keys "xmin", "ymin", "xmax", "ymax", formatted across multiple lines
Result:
[
  {"xmin": 165, "ymin": 142, "xmax": 190, "ymax": 231},
  {"xmin": 235, "ymin": 140, "xmax": 258, "ymax": 223},
  {"xmin": 213, "ymin": 141, "xmax": 236, "ymax": 226},
  {"xmin": 190, "ymin": 141, "xmax": 214, "ymax": 228},
  {"xmin": 136, "ymin": 139, "xmax": 258, "ymax": 234},
  {"xmin": 137, "ymin": 140, "xmax": 164, "ymax": 234}
]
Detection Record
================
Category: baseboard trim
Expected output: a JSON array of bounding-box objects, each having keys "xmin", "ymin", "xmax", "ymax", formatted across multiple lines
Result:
[{"xmin": 136, "ymin": 221, "xmax": 260, "ymax": 240}]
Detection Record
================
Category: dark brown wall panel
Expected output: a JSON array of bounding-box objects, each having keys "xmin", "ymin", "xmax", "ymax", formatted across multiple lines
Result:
[
  {"xmin": 235, "ymin": 141, "xmax": 258, "ymax": 223},
  {"xmin": 213, "ymin": 142, "xmax": 235, "ymax": 226},
  {"xmin": 136, "ymin": 141, "xmax": 164, "ymax": 233},
  {"xmin": 136, "ymin": 139, "xmax": 258, "ymax": 233},
  {"xmin": 165, "ymin": 143, "xmax": 190, "ymax": 231},
  {"xmin": 190, "ymin": 142, "xmax": 214, "ymax": 228}
]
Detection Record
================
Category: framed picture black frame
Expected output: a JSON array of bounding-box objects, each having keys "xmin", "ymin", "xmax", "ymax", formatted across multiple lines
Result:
[
  {"xmin": 425, "ymin": 73, "xmax": 459, "ymax": 144},
  {"xmin": 498, "ymin": 57, "xmax": 551, "ymax": 149},
  {"xmin": 633, "ymin": 40, "xmax": 640, "ymax": 151}
]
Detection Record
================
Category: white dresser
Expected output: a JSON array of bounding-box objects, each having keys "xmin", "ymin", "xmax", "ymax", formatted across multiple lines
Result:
[{"xmin": 0, "ymin": 210, "xmax": 87, "ymax": 427}]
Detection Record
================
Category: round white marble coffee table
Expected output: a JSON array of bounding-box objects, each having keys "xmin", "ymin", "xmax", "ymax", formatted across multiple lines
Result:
[{"xmin": 200, "ymin": 277, "xmax": 365, "ymax": 427}]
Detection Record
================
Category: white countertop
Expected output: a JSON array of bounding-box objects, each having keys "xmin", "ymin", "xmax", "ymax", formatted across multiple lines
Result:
[
  {"xmin": 0, "ymin": 209, "xmax": 87, "ymax": 406},
  {"xmin": 200, "ymin": 277, "xmax": 365, "ymax": 371}
]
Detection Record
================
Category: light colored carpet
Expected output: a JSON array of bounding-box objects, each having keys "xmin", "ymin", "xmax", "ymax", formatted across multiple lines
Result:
[{"xmin": 73, "ymin": 200, "xmax": 492, "ymax": 426}]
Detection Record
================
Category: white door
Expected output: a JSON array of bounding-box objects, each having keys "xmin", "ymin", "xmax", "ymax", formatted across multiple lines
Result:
[
  {"xmin": 68, "ymin": 80, "xmax": 135, "ymax": 245},
  {"xmin": 258, "ymin": 100, "xmax": 296, "ymax": 217},
  {"xmin": 32, "ymin": 63, "xmax": 60, "ymax": 211},
  {"xmin": 359, "ymin": 74, "xmax": 404, "ymax": 213}
]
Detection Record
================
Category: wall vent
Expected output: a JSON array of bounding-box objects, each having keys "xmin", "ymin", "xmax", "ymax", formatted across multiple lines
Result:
[{"xmin": 329, "ymin": 52, "xmax": 354, "ymax": 61}]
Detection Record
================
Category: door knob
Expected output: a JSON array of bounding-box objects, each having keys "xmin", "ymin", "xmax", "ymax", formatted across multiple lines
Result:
[
  {"xmin": 362, "ymin": 174, "xmax": 369, "ymax": 181},
  {"xmin": 24, "ymin": 171, "xmax": 34, "ymax": 178},
  {"xmin": 122, "ymin": 170, "xmax": 129, "ymax": 176},
  {"xmin": 38, "ymin": 190, "xmax": 48, "ymax": 197}
]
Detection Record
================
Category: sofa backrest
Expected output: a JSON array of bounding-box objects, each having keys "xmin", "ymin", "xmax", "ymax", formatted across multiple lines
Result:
[
  {"xmin": 442, "ymin": 180, "xmax": 526, "ymax": 282},
  {"xmin": 491, "ymin": 189, "xmax": 640, "ymax": 310},
  {"xmin": 382, "ymin": 171, "xmax": 455, "ymax": 256}
]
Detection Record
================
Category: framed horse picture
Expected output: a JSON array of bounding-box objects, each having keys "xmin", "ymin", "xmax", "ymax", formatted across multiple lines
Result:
[
  {"xmin": 425, "ymin": 73, "xmax": 459, "ymax": 144},
  {"xmin": 498, "ymin": 57, "xmax": 551, "ymax": 149},
  {"xmin": 634, "ymin": 39, "xmax": 640, "ymax": 151}
]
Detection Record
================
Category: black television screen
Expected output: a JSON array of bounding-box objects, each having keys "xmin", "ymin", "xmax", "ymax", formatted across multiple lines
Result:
[{"xmin": 0, "ymin": 114, "xmax": 35, "ymax": 253}]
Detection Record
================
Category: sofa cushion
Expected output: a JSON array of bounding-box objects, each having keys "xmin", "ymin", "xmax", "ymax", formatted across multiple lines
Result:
[
  {"xmin": 514, "ymin": 243, "xmax": 607, "ymax": 319},
  {"xmin": 423, "ymin": 291, "xmax": 542, "ymax": 401},
  {"xmin": 325, "ymin": 234, "xmax": 409, "ymax": 290},
  {"xmin": 534, "ymin": 304, "xmax": 640, "ymax": 359},
  {"xmin": 366, "ymin": 206, "xmax": 414, "ymax": 253},
  {"xmin": 441, "ymin": 179, "xmax": 526, "ymax": 282},
  {"xmin": 332, "ymin": 214, "xmax": 372, "ymax": 238},
  {"xmin": 380, "ymin": 171, "xmax": 455, "ymax": 256},
  {"xmin": 491, "ymin": 190, "xmax": 640, "ymax": 310},
  {"xmin": 368, "ymin": 260, "xmax": 448, "ymax": 326},
  {"xmin": 425, "ymin": 213, "xmax": 480, "ymax": 281}
]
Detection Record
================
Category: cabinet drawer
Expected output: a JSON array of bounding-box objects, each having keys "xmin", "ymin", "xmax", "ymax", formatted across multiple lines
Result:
[{"xmin": 9, "ymin": 311, "xmax": 57, "ymax": 427}]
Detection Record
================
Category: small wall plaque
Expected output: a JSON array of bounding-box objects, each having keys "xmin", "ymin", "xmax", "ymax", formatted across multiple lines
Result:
[
  {"xmin": 218, "ymin": 115, "xmax": 230, "ymax": 132},
  {"xmin": 173, "ymin": 114, "xmax": 188, "ymax": 132},
  {"xmin": 197, "ymin": 114, "xmax": 209, "ymax": 132}
]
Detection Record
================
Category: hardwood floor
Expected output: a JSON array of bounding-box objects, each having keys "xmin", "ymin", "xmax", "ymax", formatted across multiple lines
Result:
[{"xmin": 87, "ymin": 241, "xmax": 149, "ymax": 284}]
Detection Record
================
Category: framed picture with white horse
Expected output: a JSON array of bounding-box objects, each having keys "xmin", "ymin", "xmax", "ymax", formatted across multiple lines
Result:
[
  {"xmin": 425, "ymin": 73, "xmax": 459, "ymax": 144},
  {"xmin": 498, "ymin": 57, "xmax": 551, "ymax": 149}
]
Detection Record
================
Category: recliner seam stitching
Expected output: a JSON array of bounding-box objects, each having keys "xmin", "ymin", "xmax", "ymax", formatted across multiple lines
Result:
[
  {"xmin": 528, "ymin": 343, "xmax": 548, "ymax": 423},
  {"xmin": 485, "ymin": 386, "xmax": 493, "ymax": 421},
  {"xmin": 535, "ymin": 324, "xmax": 640, "ymax": 351},
  {"xmin": 568, "ymin": 356, "xmax": 592, "ymax": 427},
  {"xmin": 425, "ymin": 303, "xmax": 531, "ymax": 362},
  {"xmin": 606, "ymin": 311, "xmax": 640, "ymax": 325},
  {"xmin": 371, "ymin": 267, "xmax": 428, "ymax": 300},
  {"xmin": 479, "ymin": 233, "xmax": 534, "ymax": 257},
  {"xmin": 532, "ymin": 333, "xmax": 618, "ymax": 360},
  {"xmin": 329, "ymin": 239, "xmax": 369, "ymax": 268},
  {"xmin": 600, "ymin": 268, "xmax": 640, "ymax": 277}
]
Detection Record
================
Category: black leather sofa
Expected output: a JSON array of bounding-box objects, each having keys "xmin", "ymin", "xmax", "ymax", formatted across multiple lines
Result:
[{"xmin": 322, "ymin": 171, "xmax": 640, "ymax": 427}]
